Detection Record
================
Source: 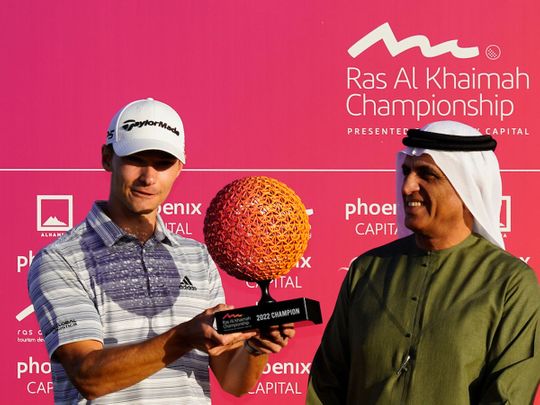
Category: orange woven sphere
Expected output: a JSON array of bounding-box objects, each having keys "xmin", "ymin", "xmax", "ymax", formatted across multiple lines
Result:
[{"xmin": 204, "ymin": 176, "xmax": 310, "ymax": 282}]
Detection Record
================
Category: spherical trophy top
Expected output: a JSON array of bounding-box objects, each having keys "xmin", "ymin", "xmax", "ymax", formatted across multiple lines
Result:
[{"xmin": 204, "ymin": 176, "xmax": 310, "ymax": 282}]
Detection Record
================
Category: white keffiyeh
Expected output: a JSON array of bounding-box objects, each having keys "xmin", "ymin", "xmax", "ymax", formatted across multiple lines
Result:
[{"xmin": 396, "ymin": 121, "xmax": 504, "ymax": 249}]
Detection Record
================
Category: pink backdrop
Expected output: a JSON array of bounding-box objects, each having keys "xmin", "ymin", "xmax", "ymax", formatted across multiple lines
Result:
[{"xmin": 2, "ymin": 1, "xmax": 538, "ymax": 403}]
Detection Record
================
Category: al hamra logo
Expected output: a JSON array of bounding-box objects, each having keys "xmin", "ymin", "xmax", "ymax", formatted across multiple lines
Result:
[
  {"xmin": 348, "ymin": 22, "xmax": 479, "ymax": 59},
  {"xmin": 500, "ymin": 196, "xmax": 511, "ymax": 233},
  {"xmin": 37, "ymin": 195, "xmax": 73, "ymax": 232}
]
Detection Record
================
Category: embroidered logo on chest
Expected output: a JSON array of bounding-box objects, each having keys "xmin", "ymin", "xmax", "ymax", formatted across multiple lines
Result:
[{"xmin": 179, "ymin": 276, "xmax": 198, "ymax": 291}]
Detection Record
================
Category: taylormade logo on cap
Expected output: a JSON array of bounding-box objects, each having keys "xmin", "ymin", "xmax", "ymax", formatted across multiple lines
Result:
[
  {"xmin": 121, "ymin": 119, "xmax": 180, "ymax": 136},
  {"xmin": 106, "ymin": 98, "xmax": 186, "ymax": 163}
]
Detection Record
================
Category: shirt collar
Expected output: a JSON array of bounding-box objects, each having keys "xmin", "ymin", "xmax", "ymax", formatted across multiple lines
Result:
[
  {"xmin": 87, "ymin": 201, "xmax": 179, "ymax": 247},
  {"xmin": 155, "ymin": 215, "xmax": 180, "ymax": 247},
  {"xmin": 412, "ymin": 232, "xmax": 479, "ymax": 256}
]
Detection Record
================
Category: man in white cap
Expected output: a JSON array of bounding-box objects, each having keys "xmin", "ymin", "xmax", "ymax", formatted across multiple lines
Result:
[
  {"xmin": 28, "ymin": 98, "xmax": 293, "ymax": 404},
  {"xmin": 307, "ymin": 121, "xmax": 539, "ymax": 404}
]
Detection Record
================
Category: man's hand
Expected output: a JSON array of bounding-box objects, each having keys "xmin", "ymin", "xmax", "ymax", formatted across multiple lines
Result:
[
  {"xmin": 178, "ymin": 304, "xmax": 257, "ymax": 356},
  {"xmin": 210, "ymin": 322, "xmax": 296, "ymax": 396},
  {"xmin": 244, "ymin": 323, "xmax": 296, "ymax": 355}
]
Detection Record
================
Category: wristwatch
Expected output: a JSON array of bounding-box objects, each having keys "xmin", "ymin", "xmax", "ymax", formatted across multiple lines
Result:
[{"xmin": 243, "ymin": 339, "xmax": 263, "ymax": 356}]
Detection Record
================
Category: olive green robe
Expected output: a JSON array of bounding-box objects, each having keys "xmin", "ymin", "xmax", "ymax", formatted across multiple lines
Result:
[{"xmin": 308, "ymin": 234, "xmax": 540, "ymax": 404}]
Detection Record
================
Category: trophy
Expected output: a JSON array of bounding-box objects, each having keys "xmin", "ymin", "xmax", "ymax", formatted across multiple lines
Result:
[{"xmin": 203, "ymin": 176, "xmax": 322, "ymax": 333}]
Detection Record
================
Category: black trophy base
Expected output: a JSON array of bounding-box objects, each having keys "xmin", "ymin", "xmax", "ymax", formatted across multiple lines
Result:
[{"xmin": 215, "ymin": 297, "xmax": 322, "ymax": 334}]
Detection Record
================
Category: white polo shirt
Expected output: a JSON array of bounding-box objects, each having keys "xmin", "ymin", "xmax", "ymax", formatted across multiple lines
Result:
[{"xmin": 28, "ymin": 201, "xmax": 225, "ymax": 404}]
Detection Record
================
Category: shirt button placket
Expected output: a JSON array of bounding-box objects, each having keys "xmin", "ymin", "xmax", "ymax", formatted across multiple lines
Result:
[{"xmin": 140, "ymin": 244, "xmax": 153, "ymax": 297}]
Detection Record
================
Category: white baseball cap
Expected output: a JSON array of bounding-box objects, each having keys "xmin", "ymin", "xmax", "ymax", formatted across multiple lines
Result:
[{"xmin": 106, "ymin": 98, "xmax": 186, "ymax": 163}]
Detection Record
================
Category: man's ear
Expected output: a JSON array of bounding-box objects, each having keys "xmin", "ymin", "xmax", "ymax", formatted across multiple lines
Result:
[
  {"xmin": 102, "ymin": 144, "xmax": 113, "ymax": 172},
  {"xmin": 176, "ymin": 161, "xmax": 184, "ymax": 178},
  {"xmin": 462, "ymin": 203, "xmax": 474, "ymax": 231}
]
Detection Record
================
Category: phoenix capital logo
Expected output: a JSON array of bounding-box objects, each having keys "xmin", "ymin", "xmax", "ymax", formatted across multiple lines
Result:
[{"xmin": 348, "ymin": 22, "xmax": 479, "ymax": 59}]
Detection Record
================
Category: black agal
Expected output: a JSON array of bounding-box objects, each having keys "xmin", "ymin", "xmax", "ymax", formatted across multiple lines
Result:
[{"xmin": 403, "ymin": 129, "xmax": 497, "ymax": 151}]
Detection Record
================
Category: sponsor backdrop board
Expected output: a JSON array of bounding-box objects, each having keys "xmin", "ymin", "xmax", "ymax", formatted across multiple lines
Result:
[{"xmin": 1, "ymin": 1, "xmax": 538, "ymax": 404}]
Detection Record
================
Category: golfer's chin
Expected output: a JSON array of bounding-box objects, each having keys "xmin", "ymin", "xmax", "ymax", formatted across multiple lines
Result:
[{"xmin": 127, "ymin": 202, "xmax": 160, "ymax": 217}]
